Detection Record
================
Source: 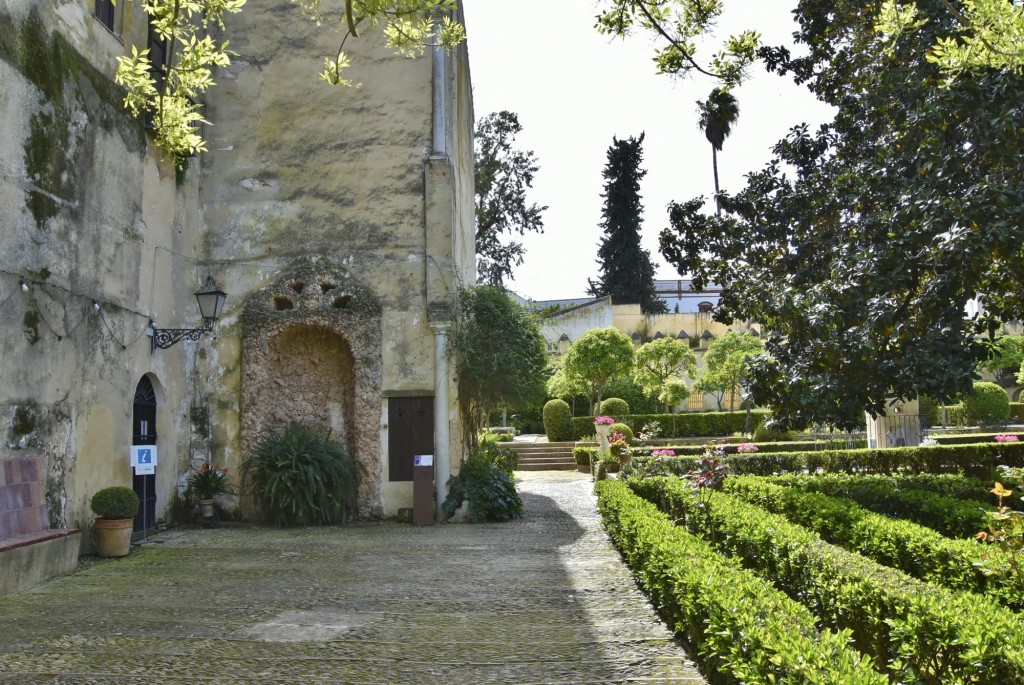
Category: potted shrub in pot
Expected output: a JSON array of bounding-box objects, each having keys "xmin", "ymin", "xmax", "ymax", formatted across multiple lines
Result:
[
  {"xmin": 187, "ymin": 462, "xmax": 232, "ymax": 520},
  {"xmin": 91, "ymin": 486, "xmax": 140, "ymax": 557}
]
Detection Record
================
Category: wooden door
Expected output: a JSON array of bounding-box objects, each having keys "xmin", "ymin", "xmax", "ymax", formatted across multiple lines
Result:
[{"xmin": 388, "ymin": 397, "xmax": 434, "ymax": 481}]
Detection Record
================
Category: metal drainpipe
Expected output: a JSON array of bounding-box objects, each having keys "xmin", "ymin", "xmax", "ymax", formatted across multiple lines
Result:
[
  {"xmin": 431, "ymin": 22, "xmax": 447, "ymax": 157},
  {"xmin": 432, "ymin": 322, "xmax": 451, "ymax": 517}
]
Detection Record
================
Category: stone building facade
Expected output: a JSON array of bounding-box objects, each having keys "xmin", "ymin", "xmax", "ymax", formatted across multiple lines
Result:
[{"xmin": 1, "ymin": 0, "xmax": 474, "ymax": 569}]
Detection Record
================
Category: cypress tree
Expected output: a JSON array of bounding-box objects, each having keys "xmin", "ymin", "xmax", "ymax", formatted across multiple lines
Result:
[{"xmin": 587, "ymin": 134, "xmax": 666, "ymax": 314}]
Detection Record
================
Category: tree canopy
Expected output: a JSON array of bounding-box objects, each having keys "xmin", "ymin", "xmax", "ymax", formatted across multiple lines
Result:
[
  {"xmin": 562, "ymin": 328, "xmax": 636, "ymax": 413},
  {"xmin": 660, "ymin": 0, "xmax": 1024, "ymax": 430},
  {"xmin": 876, "ymin": 0, "xmax": 1024, "ymax": 78},
  {"xmin": 980, "ymin": 334, "xmax": 1024, "ymax": 387},
  {"xmin": 595, "ymin": 0, "xmax": 760, "ymax": 87},
  {"xmin": 588, "ymin": 134, "xmax": 666, "ymax": 314},
  {"xmin": 474, "ymin": 111, "xmax": 546, "ymax": 286},
  {"xmin": 693, "ymin": 330, "xmax": 763, "ymax": 411},
  {"xmin": 632, "ymin": 337, "xmax": 697, "ymax": 411},
  {"xmin": 451, "ymin": 285, "xmax": 548, "ymax": 446}
]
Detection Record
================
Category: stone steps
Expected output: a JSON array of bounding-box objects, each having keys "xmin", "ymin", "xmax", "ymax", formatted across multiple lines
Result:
[{"xmin": 503, "ymin": 440, "xmax": 577, "ymax": 471}]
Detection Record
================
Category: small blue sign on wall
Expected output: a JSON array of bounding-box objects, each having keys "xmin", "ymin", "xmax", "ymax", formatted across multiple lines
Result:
[{"xmin": 130, "ymin": 445, "xmax": 158, "ymax": 475}]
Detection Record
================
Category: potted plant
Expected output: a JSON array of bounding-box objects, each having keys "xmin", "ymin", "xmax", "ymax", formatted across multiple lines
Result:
[
  {"xmin": 91, "ymin": 486, "xmax": 140, "ymax": 557},
  {"xmin": 188, "ymin": 462, "xmax": 232, "ymax": 519}
]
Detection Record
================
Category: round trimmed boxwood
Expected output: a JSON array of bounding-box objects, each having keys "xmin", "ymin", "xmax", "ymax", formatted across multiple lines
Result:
[
  {"xmin": 543, "ymin": 399, "xmax": 573, "ymax": 441},
  {"xmin": 962, "ymin": 382, "xmax": 1010, "ymax": 425},
  {"xmin": 598, "ymin": 397, "xmax": 630, "ymax": 418},
  {"xmin": 609, "ymin": 422, "xmax": 634, "ymax": 444},
  {"xmin": 90, "ymin": 486, "xmax": 140, "ymax": 519}
]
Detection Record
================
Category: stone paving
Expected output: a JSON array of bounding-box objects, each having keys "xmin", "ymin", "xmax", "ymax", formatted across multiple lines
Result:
[{"xmin": 0, "ymin": 471, "xmax": 706, "ymax": 684}]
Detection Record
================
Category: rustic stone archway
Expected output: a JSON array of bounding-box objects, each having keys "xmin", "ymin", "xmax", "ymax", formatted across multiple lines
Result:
[{"xmin": 240, "ymin": 262, "xmax": 383, "ymax": 519}]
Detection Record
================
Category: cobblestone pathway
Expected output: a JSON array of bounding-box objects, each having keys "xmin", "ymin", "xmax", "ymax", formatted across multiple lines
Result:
[{"xmin": 0, "ymin": 471, "xmax": 705, "ymax": 684}]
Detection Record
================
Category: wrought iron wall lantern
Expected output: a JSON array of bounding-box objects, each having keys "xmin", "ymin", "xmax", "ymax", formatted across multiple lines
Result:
[{"xmin": 149, "ymin": 276, "xmax": 227, "ymax": 351}]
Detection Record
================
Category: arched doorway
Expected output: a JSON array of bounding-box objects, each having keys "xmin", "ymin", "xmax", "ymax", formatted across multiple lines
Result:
[{"xmin": 132, "ymin": 376, "xmax": 158, "ymax": 533}]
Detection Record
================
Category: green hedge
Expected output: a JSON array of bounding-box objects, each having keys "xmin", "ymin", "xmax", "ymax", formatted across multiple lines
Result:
[
  {"xmin": 568, "ymin": 410, "xmax": 771, "ymax": 440},
  {"xmin": 1010, "ymin": 402, "xmax": 1024, "ymax": 421},
  {"xmin": 622, "ymin": 441, "xmax": 1024, "ymax": 480},
  {"xmin": 760, "ymin": 473, "xmax": 994, "ymax": 537},
  {"xmin": 629, "ymin": 477, "xmax": 1024, "ymax": 685},
  {"xmin": 595, "ymin": 480, "xmax": 886, "ymax": 685},
  {"xmin": 934, "ymin": 432, "xmax": 1024, "ymax": 446},
  {"xmin": 722, "ymin": 476, "xmax": 1019, "ymax": 608}
]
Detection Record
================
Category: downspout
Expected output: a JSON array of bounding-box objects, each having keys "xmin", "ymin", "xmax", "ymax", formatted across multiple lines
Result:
[{"xmin": 427, "ymin": 17, "xmax": 452, "ymax": 517}]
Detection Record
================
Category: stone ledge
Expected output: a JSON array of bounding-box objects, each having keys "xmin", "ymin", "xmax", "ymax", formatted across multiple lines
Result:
[{"xmin": 0, "ymin": 529, "xmax": 81, "ymax": 597}]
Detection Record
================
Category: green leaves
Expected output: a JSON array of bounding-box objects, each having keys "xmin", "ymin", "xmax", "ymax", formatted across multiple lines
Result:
[
  {"xmin": 660, "ymin": 0, "xmax": 1024, "ymax": 430},
  {"xmin": 242, "ymin": 423, "xmax": 361, "ymax": 526},
  {"xmin": 595, "ymin": 1, "xmax": 760, "ymax": 88},
  {"xmin": 297, "ymin": 0, "xmax": 466, "ymax": 88},
  {"xmin": 596, "ymin": 479, "xmax": 887, "ymax": 684},
  {"xmin": 632, "ymin": 337, "xmax": 697, "ymax": 411},
  {"xmin": 474, "ymin": 111, "xmax": 546, "ymax": 287},
  {"xmin": 451, "ymin": 286, "xmax": 548, "ymax": 445},
  {"xmin": 562, "ymin": 328, "xmax": 636, "ymax": 410}
]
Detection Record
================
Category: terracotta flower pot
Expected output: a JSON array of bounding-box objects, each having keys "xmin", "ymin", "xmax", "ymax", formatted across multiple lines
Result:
[{"xmin": 94, "ymin": 518, "xmax": 134, "ymax": 558}]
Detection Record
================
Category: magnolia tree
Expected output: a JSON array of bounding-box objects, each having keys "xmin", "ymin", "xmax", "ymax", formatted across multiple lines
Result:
[
  {"xmin": 632, "ymin": 337, "xmax": 697, "ymax": 412},
  {"xmin": 694, "ymin": 331, "xmax": 763, "ymax": 411},
  {"xmin": 562, "ymin": 328, "xmax": 635, "ymax": 414}
]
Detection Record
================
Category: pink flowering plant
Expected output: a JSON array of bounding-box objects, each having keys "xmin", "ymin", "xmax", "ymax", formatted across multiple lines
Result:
[
  {"xmin": 593, "ymin": 415, "xmax": 615, "ymax": 425},
  {"xmin": 994, "ymin": 434, "xmax": 1020, "ymax": 443},
  {"xmin": 609, "ymin": 431, "xmax": 631, "ymax": 459},
  {"xmin": 651, "ymin": 449, "xmax": 677, "ymax": 457},
  {"xmin": 736, "ymin": 443, "xmax": 759, "ymax": 453}
]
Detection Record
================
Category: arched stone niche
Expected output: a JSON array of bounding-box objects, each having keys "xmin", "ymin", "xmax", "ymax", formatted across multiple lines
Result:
[{"xmin": 240, "ymin": 263, "xmax": 383, "ymax": 519}]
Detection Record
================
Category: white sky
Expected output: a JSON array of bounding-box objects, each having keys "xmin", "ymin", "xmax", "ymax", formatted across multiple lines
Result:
[{"xmin": 462, "ymin": 0, "xmax": 835, "ymax": 301}]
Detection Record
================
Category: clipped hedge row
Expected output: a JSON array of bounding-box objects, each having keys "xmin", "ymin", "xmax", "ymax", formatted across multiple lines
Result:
[
  {"xmin": 722, "ymin": 476, "xmax": 1019, "ymax": 607},
  {"xmin": 1011, "ymin": 402, "xmax": 1024, "ymax": 420},
  {"xmin": 567, "ymin": 410, "xmax": 771, "ymax": 440},
  {"xmin": 595, "ymin": 479, "xmax": 885, "ymax": 685},
  {"xmin": 761, "ymin": 473, "xmax": 994, "ymax": 537},
  {"xmin": 629, "ymin": 477, "xmax": 1024, "ymax": 684},
  {"xmin": 622, "ymin": 441, "xmax": 1024, "ymax": 480},
  {"xmin": 934, "ymin": 432, "xmax": 1024, "ymax": 446}
]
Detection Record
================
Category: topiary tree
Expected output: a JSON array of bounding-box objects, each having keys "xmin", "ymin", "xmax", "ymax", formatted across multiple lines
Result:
[
  {"xmin": 546, "ymin": 364, "xmax": 589, "ymax": 415},
  {"xmin": 563, "ymin": 327, "xmax": 635, "ymax": 414},
  {"xmin": 694, "ymin": 331, "xmax": 763, "ymax": 411},
  {"xmin": 90, "ymin": 487, "xmax": 140, "ymax": 520},
  {"xmin": 598, "ymin": 397, "xmax": 630, "ymax": 418},
  {"xmin": 542, "ymin": 399, "xmax": 573, "ymax": 442},
  {"xmin": 609, "ymin": 422, "xmax": 634, "ymax": 444},
  {"xmin": 962, "ymin": 382, "xmax": 1011, "ymax": 426},
  {"xmin": 632, "ymin": 336, "xmax": 697, "ymax": 412}
]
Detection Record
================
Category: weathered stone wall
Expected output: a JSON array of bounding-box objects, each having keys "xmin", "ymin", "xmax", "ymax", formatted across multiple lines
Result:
[
  {"xmin": 198, "ymin": 3, "xmax": 474, "ymax": 514},
  {"xmin": 0, "ymin": 1, "xmax": 201, "ymax": 547},
  {"xmin": 2, "ymin": 1, "xmax": 475, "ymax": 529}
]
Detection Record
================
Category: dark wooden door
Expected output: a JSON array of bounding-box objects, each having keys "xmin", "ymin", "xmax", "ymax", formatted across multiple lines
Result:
[
  {"xmin": 132, "ymin": 377, "xmax": 157, "ymax": 533},
  {"xmin": 388, "ymin": 397, "xmax": 433, "ymax": 481}
]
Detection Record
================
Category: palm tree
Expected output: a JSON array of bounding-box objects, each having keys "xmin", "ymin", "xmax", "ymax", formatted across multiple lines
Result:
[{"xmin": 697, "ymin": 88, "xmax": 739, "ymax": 215}]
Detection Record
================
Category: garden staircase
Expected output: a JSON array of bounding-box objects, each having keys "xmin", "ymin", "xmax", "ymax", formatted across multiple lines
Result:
[{"xmin": 505, "ymin": 441, "xmax": 577, "ymax": 471}]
